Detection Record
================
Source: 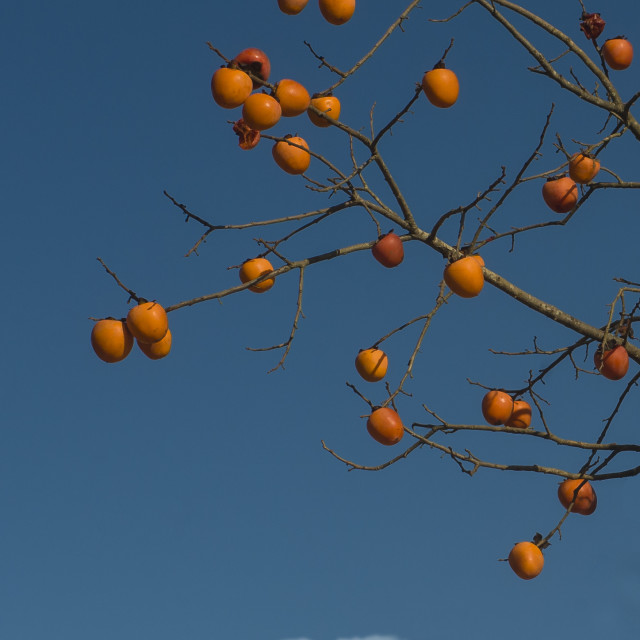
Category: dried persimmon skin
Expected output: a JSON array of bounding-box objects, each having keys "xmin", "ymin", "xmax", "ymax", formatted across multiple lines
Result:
[{"xmin": 580, "ymin": 12, "xmax": 606, "ymax": 40}]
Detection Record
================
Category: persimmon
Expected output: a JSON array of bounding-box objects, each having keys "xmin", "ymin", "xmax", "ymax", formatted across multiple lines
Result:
[
  {"xmin": 232, "ymin": 48, "xmax": 271, "ymax": 88},
  {"xmin": 355, "ymin": 348, "xmax": 388, "ymax": 382},
  {"xmin": 481, "ymin": 390, "xmax": 514, "ymax": 426},
  {"xmin": 278, "ymin": 0, "xmax": 309, "ymax": 15},
  {"xmin": 557, "ymin": 479, "xmax": 597, "ymax": 515},
  {"xmin": 319, "ymin": 0, "xmax": 356, "ymax": 25},
  {"xmin": 232, "ymin": 119, "xmax": 260, "ymax": 150},
  {"xmin": 272, "ymin": 136, "xmax": 311, "ymax": 175},
  {"xmin": 422, "ymin": 67, "xmax": 459, "ymax": 108},
  {"xmin": 371, "ymin": 231, "xmax": 404, "ymax": 268},
  {"xmin": 366, "ymin": 407, "xmax": 404, "ymax": 446},
  {"xmin": 242, "ymin": 93, "xmax": 282, "ymax": 131},
  {"xmin": 443, "ymin": 255, "xmax": 484, "ymax": 298},
  {"xmin": 542, "ymin": 176, "xmax": 578, "ymax": 213},
  {"xmin": 602, "ymin": 37, "xmax": 633, "ymax": 70},
  {"xmin": 210, "ymin": 68, "xmax": 253, "ymax": 109},
  {"xmin": 569, "ymin": 152, "xmax": 600, "ymax": 184},
  {"xmin": 137, "ymin": 329, "xmax": 172, "ymax": 360},
  {"xmin": 508, "ymin": 542, "xmax": 544, "ymax": 580},
  {"xmin": 239, "ymin": 257, "xmax": 275, "ymax": 293},
  {"xmin": 505, "ymin": 399, "xmax": 532, "ymax": 429},
  {"xmin": 594, "ymin": 345, "xmax": 629, "ymax": 380},
  {"xmin": 275, "ymin": 79, "xmax": 311, "ymax": 117},
  {"xmin": 126, "ymin": 301, "xmax": 169, "ymax": 345},
  {"xmin": 308, "ymin": 95, "xmax": 341, "ymax": 127},
  {"xmin": 91, "ymin": 318, "xmax": 134, "ymax": 363}
]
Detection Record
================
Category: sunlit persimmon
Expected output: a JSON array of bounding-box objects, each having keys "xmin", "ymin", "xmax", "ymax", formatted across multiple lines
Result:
[
  {"xmin": 371, "ymin": 231, "xmax": 404, "ymax": 268},
  {"xmin": 239, "ymin": 257, "xmax": 275, "ymax": 293},
  {"xmin": 242, "ymin": 93, "xmax": 282, "ymax": 131},
  {"xmin": 443, "ymin": 255, "xmax": 484, "ymax": 298},
  {"xmin": 91, "ymin": 318, "xmax": 134, "ymax": 363},
  {"xmin": 126, "ymin": 302, "xmax": 169, "ymax": 345},
  {"xmin": 278, "ymin": 0, "xmax": 309, "ymax": 15},
  {"xmin": 602, "ymin": 37, "xmax": 633, "ymax": 70},
  {"xmin": 569, "ymin": 152, "xmax": 600, "ymax": 184},
  {"xmin": 272, "ymin": 136, "xmax": 311, "ymax": 175},
  {"xmin": 471, "ymin": 254, "xmax": 485, "ymax": 267},
  {"xmin": 557, "ymin": 479, "xmax": 597, "ymax": 515},
  {"xmin": 594, "ymin": 345, "xmax": 629, "ymax": 380},
  {"xmin": 210, "ymin": 68, "xmax": 253, "ymax": 109},
  {"xmin": 422, "ymin": 68, "xmax": 459, "ymax": 108},
  {"xmin": 355, "ymin": 348, "xmax": 388, "ymax": 382},
  {"xmin": 275, "ymin": 79, "xmax": 311, "ymax": 117},
  {"xmin": 542, "ymin": 176, "xmax": 578, "ymax": 213},
  {"xmin": 308, "ymin": 95, "xmax": 341, "ymax": 127},
  {"xmin": 232, "ymin": 119, "xmax": 261, "ymax": 150},
  {"xmin": 319, "ymin": 0, "xmax": 356, "ymax": 25},
  {"xmin": 508, "ymin": 542, "xmax": 544, "ymax": 580},
  {"xmin": 232, "ymin": 48, "xmax": 271, "ymax": 88},
  {"xmin": 137, "ymin": 329, "xmax": 172, "ymax": 360},
  {"xmin": 481, "ymin": 390, "xmax": 514, "ymax": 426},
  {"xmin": 366, "ymin": 407, "xmax": 404, "ymax": 446},
  {"xmin": 505, "ymin": 399, "xmax": 532, "ymax": 429}
]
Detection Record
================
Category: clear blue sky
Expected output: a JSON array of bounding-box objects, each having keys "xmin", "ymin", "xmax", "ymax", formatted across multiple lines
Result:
[{"xmin": 2, "ymin": 1, "xmax": 640, "ymax": 639}]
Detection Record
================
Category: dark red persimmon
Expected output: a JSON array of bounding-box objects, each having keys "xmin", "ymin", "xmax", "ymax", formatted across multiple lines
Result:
[
  {"xmin": 371, "ymin": 231, "xmax": 404, "ymax": 268},
  {"xmin": 594, "ymin": 345, "xmax": 629, "ymax": 380},
  {"xmin": 233, "ymin": 48, "xmax": 271, "ymax": 88}
]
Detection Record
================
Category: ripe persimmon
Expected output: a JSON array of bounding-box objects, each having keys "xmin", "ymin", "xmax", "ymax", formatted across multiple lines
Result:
[
  {"xmin": 126, "ymin": 302, "xmax": 169, "ymax": 345},
  {"xmin": 275, "ymin": 79, "xmax": 311, "ymax": 117},
  {"xmin": 91, "ymin": 318, "xmax": 134, "ymax": 363},
  {"xmin": 272, "ymin": 136, "xmax": 311, "ymax": 175},
  {"xmin": 319, "ymin": 0, "xmax": 356, "ymax": 25},
  {"xmin": 422, "ymin": 67, "xmax": 459, "ymax": 108},
  {"xmin": 278, "ymin": 0, "xmax": 309, "ymax": 15},
  {"xmin": 443, "ymin": 255, "xmax": 484, "ymax": 298},
  {"xmin": 308, "ymin": 95, "xmax": 341, "ymax": 127},
  {"xmin": 505, "ymin": 399, "xmax": 532, "ymax": 429},
  {"xmin": 232, "ymin": 48, "xmax": 271, "ymax": 88},
  {"xmin": 366, "ymin": 407, "xmax": 404, "ymax": 446},
  {"xmin": 210, "ymin": 68, "xmax": 253, "ymax": 109},
  {"xmin": 355, "ymin": 348, "xmax": 388, "ymax": 382},
  {"xmin": 557, "ymin": 479, "xmax": 597, "ymax": 515},
  {"xmin": 508, "ymin": 542, "xmax": 544, "ymax": 580},
  {"xmin": 481, "ymin": 390, "xmax": 514, "ymax": 426},
  {"xmin": 602, "ymin": 37, "xmax": 633, "ymax": 70},
  {"xmin": 137, "ymin": 329, "xmax": 172, "ymax": 360},
  {"xmin": 239, "ymin": 258, "xmax": 275, "ymax": 293},
  {"xmin": 594, "ymin": 345, "xmax": 629, "ymax": 380},
  {"xmin": 242, "ymin": 93, "xmax": 282, "ymax": 131},
  {"xmin": 542, "ymin": 176, "xmax": 578, "ymax": 213},
  {"xmin": 569, "ymin": 152, "xmax": 600, "ymax": 184},
  {"xmin": 371, "ymin": 231, "xmax": 404, "ymax": 268}
]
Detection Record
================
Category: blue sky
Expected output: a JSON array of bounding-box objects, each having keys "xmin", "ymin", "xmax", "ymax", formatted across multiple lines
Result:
[{"xmin": 2, "ymin": 1, "xmax": 640, "ymax": 639}]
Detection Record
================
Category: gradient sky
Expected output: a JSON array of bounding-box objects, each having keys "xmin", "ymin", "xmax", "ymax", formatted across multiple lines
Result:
[{"xmin": 2, "ymin": 1, "xmax": 640, "ymax": 639}]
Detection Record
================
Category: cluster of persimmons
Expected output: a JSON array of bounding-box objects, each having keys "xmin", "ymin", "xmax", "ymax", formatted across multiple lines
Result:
[{"xmin": 90, "ymin": 3, "xmax": 635, "ymax": 581}]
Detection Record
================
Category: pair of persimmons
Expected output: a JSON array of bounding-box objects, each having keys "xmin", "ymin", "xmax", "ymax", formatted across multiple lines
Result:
[
  {"xmin": 91, "ymin": 301, "xmax": 171, "ymax": 363},
  {"xmin": 279, "ymin": 0, "xmax": 355, "ymax": 26},
  {"xmin": 542, "ymin": 151, "xmax": 601, "ymax": 213}
]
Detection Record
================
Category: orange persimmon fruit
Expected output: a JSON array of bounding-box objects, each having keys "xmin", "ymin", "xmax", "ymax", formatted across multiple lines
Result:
[
  {"xmin": 137, "ymin": 329, "xmax": 172, "ymax": 360},
  {"xmin": 481, "ymin": 390, "xmax": 514, "ymax": 426},
  {"xmin": 569, "ymin": 152, "xmax": 600, "ymax": 184},
  {"xmin": 272, "ymin": 136, "xmax": 311, "ymax": 175},
  {"xmin": 319, "ymin": 0, "xmax": 356, "ymax": 25},
  {"xmin": 508, "ymin": 542, "xmax": 544, "ymax": 580},
  {"xmin": 355, "ymin": 348, "xmax": 388, "ymax": 382},
  {"xmin": 594, "ymin": 345, "xmax": 629, "ymax": 380},
  {"xmin": 505, "ymin": 399, "xmax": 532, "ymax": 429},
  {"xmin": 422, "ymin": 67, "xmax": 459, "ymax": 108},
  {"xmin": 126, "ymin": 302, "xmax": 169, "ymax": 345},
  {"xmin": 242, "ymin": 93, "xmax": 282, "ymax": 131},
  {"xmin": 371, "ymin": 231, "xmax": 404, "ymax": 268},
  {"xmin": 602, "ymin": 37, "xmax": 633, "ymax": 70},
  {"xmin": 275, "ymin": 79, "xmax": 311, "ymax": 117},
  {"xmin": 557, "ymin": 479, "xmax": 597, "ymax": 515},
  {"xmin": 443, "ymin": 255, "xmax": 484, "ymax": 298},
  {"xmin": 91, "ymin": 318, "xmax": 134, "ymax": 363},
  {"xmin": 239, "ymin": 258, "xmax": 275, "ymax": 293},
  {"xmin": 278, "ymin": 0, "xmax": 309, "ymax": 15},
  {"xmin": 308, "ymin": 95, "xmax": 341, "ymax": 127},
  {"xmin": 366, "ymin": 407, "xmax": 404, "ymax": 446},
  {"xmin": 210, "ymin": 67, "xmax": 253, "ymax": 109},
  {"xmin": 542, "ymin": 176, "xmax": 578, "ymax": 213}
]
